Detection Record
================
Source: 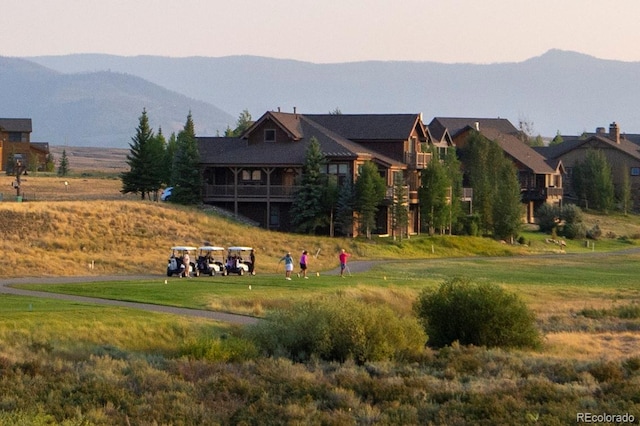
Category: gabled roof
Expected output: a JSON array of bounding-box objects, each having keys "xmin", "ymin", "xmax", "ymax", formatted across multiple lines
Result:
[
  {"xmin": 430, "ymin": 117, "xmax": 519, "ymax": 138},
  {"xmin": 537, "ymin": 135, "xmax": 640, "ymax": 163},
  {"xmin": 0, "ymin": 118, "xmax": 32, "ymax": 133},
  {"xmin": 303, "ymin": 113, "xmax": 427, "ymax": 141},
  {"xmin": 199, "ymin": 113, "xmax": 404, "ymax": 168},
  {"xmin": 477, "ymin": 128, "xmax": 558, "ymax": 174}
]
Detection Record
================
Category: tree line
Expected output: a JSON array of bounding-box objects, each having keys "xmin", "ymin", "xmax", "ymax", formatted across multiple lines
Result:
[{"xmin": 121, "ymin": 109, "xmax": 201, "ymax": 204}]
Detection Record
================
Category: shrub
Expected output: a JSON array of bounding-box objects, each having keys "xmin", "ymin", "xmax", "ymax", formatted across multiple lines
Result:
[
  {"xmin": 586, "ymin": 224, "xmax": 602, "ymax": 240},
  {"xmin": 562, "ymin": 222, "xmax": 587, "ymax": 240},
  {"xmin": 413, "ymin": 277, "xmax": 542, "ymax": 349},
  {"xmin": 561, "ymin": 204, "xmax": 583, "ymax": 224},
  {"xmin": 244, "ymin": 297, "xmax": 427, "ymax": 364},
  {"xmin": 536, "ymin": 204, "xmax": 560, "ymax": 233}
]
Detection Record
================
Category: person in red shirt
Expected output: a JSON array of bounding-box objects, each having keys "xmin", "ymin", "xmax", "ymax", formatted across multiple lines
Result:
[{"xmin": 339, "ymin": 249, "xmax": 351, "ymax": 278}]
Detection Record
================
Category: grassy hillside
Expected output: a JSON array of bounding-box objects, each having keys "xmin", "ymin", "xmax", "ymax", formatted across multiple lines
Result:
[{"xmin": 3, "ymin": 174, "xmax": 640, "ymax": 278}]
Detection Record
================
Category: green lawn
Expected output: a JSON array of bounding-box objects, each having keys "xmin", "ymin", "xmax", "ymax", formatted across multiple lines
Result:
[{"xmin": 12, "ymin": 249, "xmax": 640, "ymax": 318}]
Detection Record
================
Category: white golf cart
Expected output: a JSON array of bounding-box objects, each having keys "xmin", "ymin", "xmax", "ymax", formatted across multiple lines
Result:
[
  {"xmin": 196, "ymin": 246, "xmax": 226, "ymax": 276},
  {"xmin": 224, "ymin": 246, "xmax": 253, "ymax": 276},
  {"xmin": 167, "ymin": 246, "xmax": 199, "ymax": 277}
]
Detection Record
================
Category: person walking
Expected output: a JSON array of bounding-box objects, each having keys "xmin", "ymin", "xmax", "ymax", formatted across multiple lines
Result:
[
  {"xmin": 183, "ymin": 252, "xmax": 191, "ymax": 278},
  {"xmin": 279, "ymin": 252, "xmax": 294, "ymax": 280},
  {"xmin": 339, "ymin": 249, "xmax": 351, "ymax": 278},
  {"xmin": 249, "ymin": 249, "xmax": 256, "ymax": 275},
  {"xmin": 298, "ymin": 250, "xmax": 309, "ymax": 279}
]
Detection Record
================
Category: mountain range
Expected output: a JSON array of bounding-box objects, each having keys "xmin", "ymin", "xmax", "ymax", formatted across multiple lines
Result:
[{"xmin": 1, "ymin": 50, "xmax": 639, "ymax": 148}]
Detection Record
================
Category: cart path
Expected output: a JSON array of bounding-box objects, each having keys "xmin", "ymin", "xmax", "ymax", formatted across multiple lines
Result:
[{"xmin": 0, "ymin": 275, "xmax": 260, "ymax": 326}]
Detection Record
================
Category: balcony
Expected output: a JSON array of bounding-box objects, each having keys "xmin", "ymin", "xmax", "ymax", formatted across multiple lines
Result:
[
  {"xmin": 404, "ymin": 152, "xmax": 431, "ymax": 169},
  {"xmin": 521, "ymin": 187, "xmax": 563, "ymax": 201},
  {"xmin": 203, "ymin": 184, "xmax": 301, "ymax": 201}
]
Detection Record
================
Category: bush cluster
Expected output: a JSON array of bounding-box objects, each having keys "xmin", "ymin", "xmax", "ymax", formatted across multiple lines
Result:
[
  {"xmin": 244, "ymin": 297, "xmax": 427, "ymax": 364},
  {"xmin": 537, "ymin": 204, "xmax": 587, "ymax": 239},
  {"xmin": 414, "ymin": 277, "xmax": 542, "ymax": 349}
]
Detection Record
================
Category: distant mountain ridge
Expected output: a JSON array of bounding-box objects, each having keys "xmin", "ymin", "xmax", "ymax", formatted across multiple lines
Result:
[
  {"xmin": 3, "ymin": 50, "xmax": 640, "ymax": 148},
  {"xmin": 0, "ymin": 56, "xmax": 233, "ymax": 147}
]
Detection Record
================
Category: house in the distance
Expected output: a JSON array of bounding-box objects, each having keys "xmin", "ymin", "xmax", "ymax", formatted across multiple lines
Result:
[
  {"xmin": 539, "ymin": 122, "xmax": 640, "ymax": 210},
  {"xmin": 198, "ymin": 110, "xmax": 436, "ymax": 235},
  {"xmin": 428, "ymin": 117, "xmax": 564, "ymax": 222},
  {"xmin": 0, "ymin": 118, "xmax": 50, "ymax": 173}
]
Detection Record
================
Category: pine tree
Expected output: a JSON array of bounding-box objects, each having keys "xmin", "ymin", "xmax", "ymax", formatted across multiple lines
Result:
[
  {"xmin": 57, "ymin": 149, "xmax": 69, "ymax": 176},
  {"xmin": 443, "ymin": 147, "xmax": 464, "ymax": 233},
  {"xmin": 164, "ymin": 132, "xmax": 178, "ymax": 186},
  {"xmin": 354, "ymin": 161, "xmax": 386, "ymax": 239},
  {"xmin": 492, "ymin": 160, "xmax": 523, "ymax": 241},
  {"xmin": 391, "ymin": 172, "xmax": 409, "ymax": 240},
  {"xmin": 419, "ymin": 152, "xmax": 450, "ymax": 235},
  {"xmin": 121, "ymin": 109, "xmax": 156, "ymax": 200},
  {"xmin": 335, "ymin": 177, "xmax": 356, "ymax": 236},
  {"xmin": 572, "ymin": 149, "xmax": 614, "ymax": 212},
  {"xmin": 171, "ymin": 112, "xmax": 201, "ymax": 205},
  {"xmin": 291, "ymin": 137, "xmax": 327, "ymax": 233}
]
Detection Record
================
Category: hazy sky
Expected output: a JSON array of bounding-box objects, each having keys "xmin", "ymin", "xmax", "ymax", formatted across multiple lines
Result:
[{"xmin": 2, "ymin": 0, "xmax": 640, "ymax": 64}]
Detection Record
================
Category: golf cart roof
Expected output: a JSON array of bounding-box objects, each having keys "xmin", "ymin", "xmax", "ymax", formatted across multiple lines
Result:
[
  {"xmin": 228, "ymin": 246, "xmax": 253, "ymax": 251},
  {"xmin": 171, "ymin": 246, "xmax": 197, "ymax": 251},
  {"xmin": 199, "ymin": 246, "xmax": 225, "ymax": 251}
]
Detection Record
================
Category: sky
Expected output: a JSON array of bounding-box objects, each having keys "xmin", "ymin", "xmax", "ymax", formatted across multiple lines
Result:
[{"xmin": 2, "ymin": 0, "xmax": 640, "ymax": 64}]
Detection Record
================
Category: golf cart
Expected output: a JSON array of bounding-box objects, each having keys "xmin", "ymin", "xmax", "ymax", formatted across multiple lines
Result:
[
  {"xmin": 196, "ymin": 246, "xmax": 226, "ymax": 276},
  {"xmin": 223, "ymin": 246, "xmax": 253, "ymax": 276},
  {"xmin": 167, "ymin": 246, "xmax": 199, "ymax": 277}
]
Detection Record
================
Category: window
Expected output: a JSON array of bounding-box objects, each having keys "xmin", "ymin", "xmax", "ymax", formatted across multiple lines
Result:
[
  {"xmin": 264, "ymin": 129, "xmax": 276, "ymax": 143},
  {"xmin": 9, "ymin": 132, "xmax": 25, "ymax": 142},
  {"xmin": 241, "ymin": 169, "xmax": 262, "ymax": 181},
  {"xmin": 270, "ymin": 205, "xmax": 280, "ymax": 227},
  {"xmin": 631, "ymin": 167, "xmax": 640, "ymax": 176}
]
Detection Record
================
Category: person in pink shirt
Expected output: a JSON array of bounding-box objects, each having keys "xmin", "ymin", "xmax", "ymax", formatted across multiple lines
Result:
[
  {"xmin": 298, "ymin": 250, "xmax": 309, "ymax": 279},
  {"xmin": 339, "ymin": 249, "xmax": 351, "ymax": 278}
]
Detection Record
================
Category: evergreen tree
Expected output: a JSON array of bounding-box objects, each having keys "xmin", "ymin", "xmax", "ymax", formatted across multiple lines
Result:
[
  {"xmin": 335, "ymin": 177, "xmax": 356, "ymax": 236},
  {"xmin": 57, "ymin": 149, "xmax": 69, "ymax": 176},
  {"xmin": 549, "ymin": 131, "xmax": 564, "ymax": 146},
  {"xmin": 461, "ymin": 131, "xmax": 523, "ymax": 238},
  {"xmin": 464, "ymin": 132, "xmax": 497, "ymax": 234},
  {"xmin": 443, "ymin": 147, "xmax": 464, "ymax": 233},
  {"xmin": 171, "ymin": 112, "xmax": 201, "ymax": 205},
  {"xmin": 147, "ymin": 128, "xmax": 167, "ymax": 201},
  {"xmin": 164, "ymin": 132, "xmax": 178, "ymax": 186},
  {"xmin": 492, "ymin": 160, "xmax": 523, "ymax": 241},
  {"xmin": 224, "ymin": 109, "xmax": 253, "ymax": 137},
  {"xmin": 290, "ymin": 137, "xmax": 327, "ymax": 233},
  {"xmin": 45, "ymin": 153, "xmax": 55, "ymax": 173},
  {"xmin": 620, "ymin": 164, "xmax": 632, "ymax": 215},
  {"xmin": 419, "ymin": 153, "xmax": 450, "ymax": 235},
  {"xmin": 391, "ymin": 172, "xmax": 409, "ymax": 240},
  {"xmin": 323, "ymin": 175, "xmax": 340, "ymax": 237},
  {"xmin": 354, "ymin": 161, "xmax": 386, "ymax": 239},
  {"xmin": 572, "ymin": 149, "xmax": 614, "ymax": 212},
  {"xmin": 121, "ymin": 109, "xmax": 156, "ymax": 200}
]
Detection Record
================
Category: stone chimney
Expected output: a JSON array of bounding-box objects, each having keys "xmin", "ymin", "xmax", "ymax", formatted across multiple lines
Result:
[
  {"xmin": 474, "ymin": 121, "xmax": 480, "ymax": 131},
  {"xmin": 609, "ymin": 122, "xmax": 620, "ymax": 144}
]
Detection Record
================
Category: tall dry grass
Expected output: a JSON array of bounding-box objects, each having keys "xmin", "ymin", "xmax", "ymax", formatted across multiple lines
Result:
[{"xmin": 0, "ymin": 175, "xmax": 361, "ymax": 277}]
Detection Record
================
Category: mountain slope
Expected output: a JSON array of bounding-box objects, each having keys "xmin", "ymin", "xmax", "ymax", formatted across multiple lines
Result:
[
  {"xmin": 29, "ymin": 50, "xmax": 640, "ymax": 137},
  {"xmin": 0, "ymin": 57, "xmax": 234, "ymax": 147}
]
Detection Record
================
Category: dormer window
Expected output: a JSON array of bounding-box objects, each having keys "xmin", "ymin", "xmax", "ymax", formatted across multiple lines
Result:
[{"xmin": 264, "ymin": 129, "xmax": 276, "ymax": 143}]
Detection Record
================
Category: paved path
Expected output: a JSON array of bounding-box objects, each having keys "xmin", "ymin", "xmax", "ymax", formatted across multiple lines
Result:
[{"xmin": 0, "ymin": 275, "xmax": 260, "ymax": 326}]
